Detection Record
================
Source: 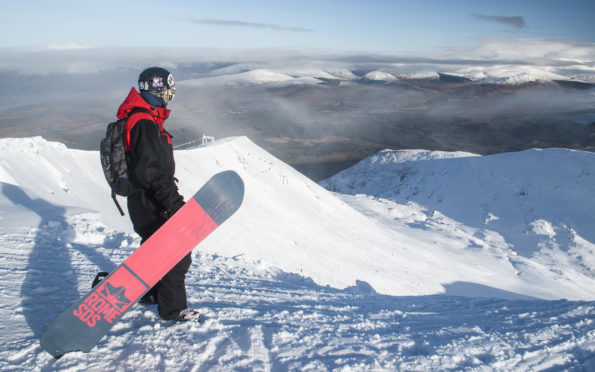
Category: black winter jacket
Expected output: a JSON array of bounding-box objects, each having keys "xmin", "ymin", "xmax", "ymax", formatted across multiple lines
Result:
[{"xmin": 116, "ymin": 88, "xmax": 184, "ymax": 237}]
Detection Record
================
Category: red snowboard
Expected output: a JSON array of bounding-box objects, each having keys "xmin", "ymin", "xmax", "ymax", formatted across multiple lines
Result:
[{"xmin": 41, "ymin": 170, "xmax": 244, "ymax": 358}]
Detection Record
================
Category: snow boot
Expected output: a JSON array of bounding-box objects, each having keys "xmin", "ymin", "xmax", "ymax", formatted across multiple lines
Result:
[
  {"xmin": 138, "ymin": 292, "xmax": 158, "ymax": 305},
  {"xmin": 139, "ymin": 285, "xmax": 159, "ymax": 305},
  {"xmin": 176, "ymin": 308, "xmax": 201, "ymax": 322}
]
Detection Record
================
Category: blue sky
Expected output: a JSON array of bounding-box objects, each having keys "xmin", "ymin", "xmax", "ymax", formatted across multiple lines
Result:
[{"xmin": 1, "ymin": 0, "xmax": 594, "ymax": 52}]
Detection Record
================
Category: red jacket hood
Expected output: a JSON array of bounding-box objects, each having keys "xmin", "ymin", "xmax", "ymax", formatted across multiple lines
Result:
[{"xmin": 116, "ymin": 87, "xmax": 170, "ymax": 121}]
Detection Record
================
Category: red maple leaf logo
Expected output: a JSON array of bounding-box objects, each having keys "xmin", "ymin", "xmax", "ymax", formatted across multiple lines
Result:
[{"xmin": 99, "ymin": 282, "xmax": 130, "ymax": 311}]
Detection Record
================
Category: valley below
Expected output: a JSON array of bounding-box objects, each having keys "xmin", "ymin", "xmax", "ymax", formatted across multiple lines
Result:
[{"xmin": 2, "ymin": 77, "xmax": 594, "ymax": 180}]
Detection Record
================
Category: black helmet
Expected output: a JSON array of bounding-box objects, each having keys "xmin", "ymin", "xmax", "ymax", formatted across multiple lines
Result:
[{"xmin": 138, "ymin": 67, "xmax": 175, "ymax": 103}]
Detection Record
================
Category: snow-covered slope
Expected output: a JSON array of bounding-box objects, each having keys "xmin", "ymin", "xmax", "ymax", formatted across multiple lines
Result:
[
  {"xmin": 322, "ymin": 148, "xmax": 595, "ymax": 300},
  {"xmin": 0, "ymin": 137, "xmax": 130, "ymax": 232},
  {"xmin": 0, "ymin": 137, "xmax": 593, "ymax": 370},
  {"xmin": 3, "ymin": 137, "xmax": 593, "ymax": 301}
]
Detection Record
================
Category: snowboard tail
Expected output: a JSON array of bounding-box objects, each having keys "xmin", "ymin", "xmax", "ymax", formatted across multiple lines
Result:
[{"xmin": 40, "ymin": 170, "xmax": 244, "ymax": 358}]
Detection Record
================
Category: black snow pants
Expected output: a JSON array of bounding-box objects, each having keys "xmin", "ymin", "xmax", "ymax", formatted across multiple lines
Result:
[{"xmin": 139, "ymin": 218, "xmax": 192, "ymax": 320}]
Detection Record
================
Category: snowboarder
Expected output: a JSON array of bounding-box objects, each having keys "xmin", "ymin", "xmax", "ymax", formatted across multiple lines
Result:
[{"xmin": 115, "ymin": 67, "xmax": 200, "ymax": 322}]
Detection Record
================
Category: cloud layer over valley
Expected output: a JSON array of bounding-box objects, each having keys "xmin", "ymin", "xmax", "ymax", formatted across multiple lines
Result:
[{"xmin": 1, "ymin": 40, "xmax": 594, "ymax": 179}]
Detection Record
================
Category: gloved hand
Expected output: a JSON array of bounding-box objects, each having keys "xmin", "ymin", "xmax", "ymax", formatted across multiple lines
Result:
[
  {"xmin": 152, "ymin": 177, "xmax": 184, "ymax": 219},
  {"xmin": 162, "ymin": 197, "xmax": 185, "ymax": 220}
]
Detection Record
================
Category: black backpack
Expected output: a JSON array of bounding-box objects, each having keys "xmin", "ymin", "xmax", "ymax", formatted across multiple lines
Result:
[{"xmin": 100, "ymin": 109, "xmax": 147, "ymax": 215}]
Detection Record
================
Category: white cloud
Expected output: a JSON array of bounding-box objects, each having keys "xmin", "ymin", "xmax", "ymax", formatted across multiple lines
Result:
[
  {"xmin": 187, "ymin": 18, "xmax": 314, "ymax": 33},
  {"xmin": 45, "ymin": 43, "xmax": 90, "ymax": 50},
  {"xmin": 449, "ymin": 37, "xmax": 595, "ymax": 64},
  {"xmin": 0, "ymin": 39, "xmax": 594, "ymax": 82}
]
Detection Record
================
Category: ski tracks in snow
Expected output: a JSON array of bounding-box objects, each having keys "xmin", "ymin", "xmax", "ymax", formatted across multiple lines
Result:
[{"xmin": 0, "ymin": 214, "xmax": 594, "ymax": 371}]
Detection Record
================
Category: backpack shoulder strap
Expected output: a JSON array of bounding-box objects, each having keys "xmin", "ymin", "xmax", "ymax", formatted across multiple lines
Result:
[{"xmin": 123, "ymin": 108, "xmax": 154, "ymax": 152}]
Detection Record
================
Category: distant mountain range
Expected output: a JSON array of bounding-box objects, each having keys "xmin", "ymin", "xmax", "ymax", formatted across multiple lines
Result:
[
  {"xmin": 1, "ymin": 59, "xmax": 594, "ymax": 180},
  {"xmin": 178, "ymin": 66, "xmax": 592, "ymax": 87}
]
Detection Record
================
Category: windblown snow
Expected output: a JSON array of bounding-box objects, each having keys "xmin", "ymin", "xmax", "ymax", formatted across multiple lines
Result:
[{"xmin": 0, "ymin": 136, "xmax": 593, "ymax": 370}]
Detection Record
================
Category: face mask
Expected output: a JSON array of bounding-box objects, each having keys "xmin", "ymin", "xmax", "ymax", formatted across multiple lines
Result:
[{"xmin": 140, "ymin": 90, "xmax": 166, "ymax": 108}]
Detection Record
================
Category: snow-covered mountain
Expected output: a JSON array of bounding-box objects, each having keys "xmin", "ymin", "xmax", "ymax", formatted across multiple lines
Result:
[
  {"xmin": 321, "ymin": 148, "xmax": 595, "ymax": 299},
  {"xmin": 181, "ymin": 69, "xmax": 323, "ymax": 87},
  {"xmin": 1, "ymin": 137, "xmax": 593, "ymax": 370},
  {"xmin": 175, "ymin": 62, "xmax": 595, "ymax": 87},
  {"xmin": 362, "ymin": 71, "xmax": 398, "ymax": 83}
]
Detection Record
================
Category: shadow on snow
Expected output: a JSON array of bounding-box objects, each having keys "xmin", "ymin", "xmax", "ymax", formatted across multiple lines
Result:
[{"xmin": 2, "ymin": 183, "xmax": 117, "ymax": 337}]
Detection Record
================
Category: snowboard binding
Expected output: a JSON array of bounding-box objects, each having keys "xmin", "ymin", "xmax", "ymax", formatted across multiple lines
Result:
[{"xmin": 91, "ymin": 272, "xmax": 109, "ymax": 288}]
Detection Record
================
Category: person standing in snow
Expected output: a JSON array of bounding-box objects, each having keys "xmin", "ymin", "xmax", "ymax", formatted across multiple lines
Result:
[{"xmin": 116, "ymin": 67, "xmax": 200, "ymax": 322}]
